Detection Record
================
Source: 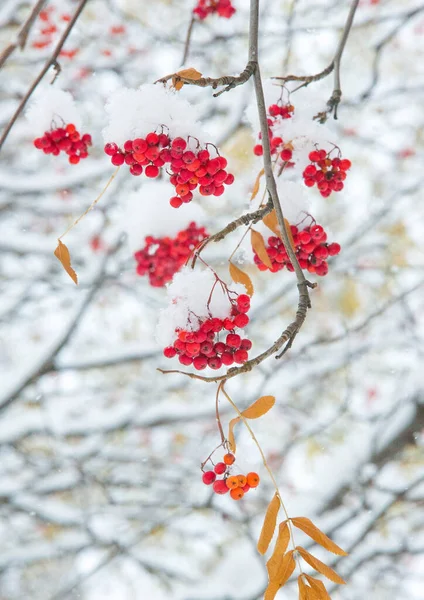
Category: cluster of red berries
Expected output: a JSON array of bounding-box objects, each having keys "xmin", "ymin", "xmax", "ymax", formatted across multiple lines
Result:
[
  {"xmin": 134, "ymin": 222, "xmax": 208, "ymax": 287},
  {"xmin": 303, "ymin": 149, "xmax": 351, "ymax": 197},
  {"xmin": 33, "ymin": 124, "xmax": 92, "ymax": 164},
  {"xmin": 202, "ymin": 453, "xmax": 260, "ymax": 500},
  {"xmin": 253, "ymin": 102, "xmax": 294, "ymax": 162},
  {"xmin": 193, "ymin": 0, "xmax": 236, "ymax": 20},
  {"xmin": 163, "ymin": 294, "xmax": 252, "ymax": 369},
  {"xmin": 104, "ymin": 133, "xmax": 234, "ymax": 208},
  {"xmin": 32, "ymin": 6, "xmax": 71, "ymax": 50},
  {"xmin": 254, "ymin": 223, "xmax": 341, "ymax": 277}
]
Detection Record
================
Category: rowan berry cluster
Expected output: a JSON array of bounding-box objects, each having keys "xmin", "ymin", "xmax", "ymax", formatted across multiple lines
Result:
[
  {"xmin": 193, "ymin": 0, "xmax": 236, "ymax": 20},
  {"xmin": 134, "ymin": 222, "xmax": 209, "ymax": 287},
  {"xmin": 163, "ymin": 293, "xmax": 252, "ymax": 369},
  {"xmin": 202, "ymin": 453, "xmax": 260, "ymax": 500},
  {"xmin": 303, "ymin": 149, "xmax": 351, "ymax": 197},
  {"xmin": 104, "ymin": 134, "xmax": 234, "ymax": 208},
  {"xmin": 253, "ymin": 102, "xmax": 294, "ymax": 161},
  {"xmin": 33, "ymin": 124, "xmax": 92, "ymax": 164},
  {"xmin": 254, "ymin": 222, "xmax": 341, "ymax": 277},
  {"xmin": 31, "ymin": 6, "xmax": 71, "ymax": 50}
]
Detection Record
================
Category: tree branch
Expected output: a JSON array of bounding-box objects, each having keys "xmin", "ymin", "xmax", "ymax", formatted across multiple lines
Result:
[
  {"xmin": 0, "ymin": 0, "xmax": 89, "ymax": 152},
  {"xmin": 0, "ymin": 0, "xmax": 46, "ymax": 69}
]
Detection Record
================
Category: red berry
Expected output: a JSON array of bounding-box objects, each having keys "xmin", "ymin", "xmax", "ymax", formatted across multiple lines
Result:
[
  {"xmin": 164, "ymin": 346, "xmax": 177, "ymax": 358},
  {"xmin": 214, "ymin": 462, "xmax": 226, "ymax": 475},
  {"xmin": 233, "ymin": 313, "xmax": 249, "ymax": 328},
  {"xmin": 170, "ymin": 196, "xmax": 183, "ymax": 208},
  {"xmin": 104, "ymin": 142, "xmax": 118, "ymax": 156},
  {"xmin": 213, "ymin": 479, "xmax": 229, "ymax": 494},
  {"xmin": 146, "ymin": 132, "xmax": 159, "ymax": 146},
  {"xmin": 202, "ymin": 471, "xmax": 216, "ymax": 485},
  {"xmin": 111, "ymin": 152, "xmax": 125, "ymax": 166},
  {"xmin": 145, "ymin": 165, "xmax": 160, "ymax": 178},
  {"xmin": 234, "ymin": 349, "xmax": 248, "ymax": 364},
  {"xmin": 327, "ymin": 242, "xmax": 341, "ymax": 256},
  {"xmin": 130, "ymin": 164, "xmax": 143, "ymax": 176}
]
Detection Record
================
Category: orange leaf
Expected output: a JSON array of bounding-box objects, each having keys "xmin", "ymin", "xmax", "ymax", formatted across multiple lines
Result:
[
  {"xmin": 242, "ymin": 395, "xmax": 275, "ymax": 419},
  {"xmin": 298, "ymin": 576, "xmax": 321, "ymax": 600},
  {"xmin": 176, "ymin": 67, "xmax": 202, "ymax": 79},
  {"xmin": 251, "ymin": 229, "xmax": 273, "ymax": 269},
  {"xmin": 262, "ymin": 209, "xmax": 280, "ymax": 236},
  {"xmin": 297, "ymin": 547, "xmax": 346, "ymax": 585},
  {"xmin": 257, "ymin": 493, "xmax": 280, "ymax": 555},
  {"xmin": 54, "ymin": 240, "xmax": 78, "ymax": 285},
  {"xmin": 291, "ymin": 517, "xmax": 347, "ymax": 556},
  {"xmin": 250, "ymin": 168, "xmax": 264, "ymax": 201},
  {"xmin": 265, "ymin": 551, "xmax": 296, "ymax": 600},
  {"xmin": 227, "ymin": 416, "xmax": 240, "ymax": 453},
  {"xmin": 304, "ymin": 575, "xmax": 331, "ymax": 600},
  {"xmin": 229, "ymin": 262, "xmax": 254, "ymax": 296},
  {"xmin": 266, "ymin": 521, "xmax": 290, "ymax": 579}
]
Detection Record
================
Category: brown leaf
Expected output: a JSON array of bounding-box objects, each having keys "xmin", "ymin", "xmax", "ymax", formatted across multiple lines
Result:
[
  {"xmin": 291, "ymin": 517, "xmax": 347, "ymax": 556},
  {"xmin": 263, "ymin": 581, "xmax": 280, "ymax": 600},
  {"xmin": 267, "ymin": 521, "xmax": 290, "ymax": 579},
  {"xmin": 257, "ymin": 493, "xmax": 280, "ymax": 555},
  {"xmin": 250, "ymin": 168, "xmax": 264, "ymax": 201},
  {"xmin": 251, "ymin": 229, "xmax": 273, "ymax": 269},
  {"xmin": 227, "ymin": 416, "xmax": 240, "ymax": 453},
  {"xmin": 297, "ymin": 547, "xmax": 346, "ymax": 585},
  {"xmin": 242, "ymin": 395, "xmax": 275, "ymax": 419},
  {"xmin": 229, "ymin": 262, "xmax": 254, "ymax": 296},
  {"xmin": 304, "ymin": 575, "xmax": 331, "ymax": 600},
  {"xmin": 54, "ymin": 240, "xmax": 78, "ymax": 285}
]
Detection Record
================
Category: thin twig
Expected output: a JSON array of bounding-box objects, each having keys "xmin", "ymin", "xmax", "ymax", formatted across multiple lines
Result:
[
  {"xmin": 0, "ymin": 0, "xmax": 89, "ymax": 152},
  {"xmin": 182, "ymin": 16, "xmax": 196, "ymax": 65},
  {"xmin": 0, "ymin": 0, "xmax": 46, "ymax": 69}
]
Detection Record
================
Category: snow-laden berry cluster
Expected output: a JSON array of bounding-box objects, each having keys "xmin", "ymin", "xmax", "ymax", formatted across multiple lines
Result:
[
  {"xmin": 202, "ymin": 453, "xmax": 260, "ymax": 501},
  {"xmin": 193, "ymin": 0, "xmax": 236, "ymax": 20},
  {"xmin": 254, "ymin": 222, "xmax": 341, "ymax": 277},
  {"xmin": 303, "ymin": 149, "xmax": 351, "ymax": 197},
  {"xmin": 33, "ymin": 124, "xmax": 92, "ymax": 164},
  {"xmin": 134, "ymin": 221, "xmax": 208, "ymax": 287},
  {"xmin": 103, "ymin": 85, "xmax": 234, "ymax": 207}
]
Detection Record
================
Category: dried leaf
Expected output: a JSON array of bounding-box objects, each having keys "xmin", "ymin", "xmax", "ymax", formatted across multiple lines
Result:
[
  {"xmin": 242, "ymin": 395, "xmax": 275, "ymax": 419},
  {"xmin": 257, "ymin": 493, "xmax": 280, "ymax": 555},
  {"xmin": 251, "ymin": 168, "xmax": 264, "ymax": 201},
  {"xmin": 291, "ymin": 517, "xmax": 347, "ymax": 556},
  {"xmin": 267, "ymin": 521, "xmax": 290, "ymax": 579},
  {"xmin": 176, "ymin": 67, "xmax": 202, "ymax": 79},
  {"xmin": 304, "ymin": 575, "xmax": 331, "ymax": 600},
  {"xmin": 297, "ymin": 547, "xmax": 346, "ymax": 585},
  {"xmin": 298, "ymin": 576, "xmax": 321, "ymax": 600},
  {"xmin": 227, "ymin": 416, "xmax": 240, "ymax": 453},
  {"xmin": 54, "ymin": 240, "xmax": 78, "ymax": 285},
  {"xmin": 251, "ymin": 229, "xmax": 273, "ymax": 269},
  {"xmin": 172, "ymin": 67, "xmax": 202, "ymax": 90},
  {"xmin": 262, "ymin": 211, "xmax": 296, "ymax": 252},
  {"xmin": 265, "ymin": 551, "xmax": 296, "ymax": 600},
  {"xmin": 229, "ymin": 262, "xmax": 254, "ymax": 296}
]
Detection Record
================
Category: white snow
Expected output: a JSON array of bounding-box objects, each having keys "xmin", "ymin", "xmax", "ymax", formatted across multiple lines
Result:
[{"xmin": 26, "ymin": 88, "xmax": 83, "ymax": 133}]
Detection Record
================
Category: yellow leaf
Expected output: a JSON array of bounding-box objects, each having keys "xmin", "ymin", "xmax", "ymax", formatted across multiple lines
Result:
[
  {"xmin": 229, "ymin": 262, "xmax": 254, "ymax": 296},
  {"xmin": 54, "ymin": 240, "xmax": 78, "ymax": 285},
  {"xmin": 267, "ymin": 521, "xmax": 290, "ymax": 579},
  {"xmin": 251, "ymin": 229, "xmax": 273, "ymax": 269},
  {"xmin": 251, "ymin": 168, "xmax": 264, "ymax": 201},
  {"xmin": 257, "ymin": 493, "xmax": 280, "ymax": 555},
  {"xmin": 304, "ymin": 575, "xmax": 331, "ymax": 600},
  {"xmin": 242, "ymin": 395, "xmax": 275, "ymax": 419},
  {"xmin": 227, "ymin": 416, "xmax": 240, "ymax": 453},
  {"xmin": 291, "ymin": 517, "xmax": 347, "ymax": 556},
  {"xmin": 265, "ymin": 551, "xmax": 296, "ymax": 600},
  {"xmin": 297, "ymin": 547, "xmax": 346, "ymax": 585}
]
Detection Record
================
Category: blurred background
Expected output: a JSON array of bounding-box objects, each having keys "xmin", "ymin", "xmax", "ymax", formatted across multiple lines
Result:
[{"xmin": 0, "ymin": 0, "xmax": 423, "ymax": 598}]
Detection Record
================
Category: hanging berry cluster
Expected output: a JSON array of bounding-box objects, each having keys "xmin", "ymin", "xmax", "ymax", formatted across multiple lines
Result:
[
  {"xmin": 104, "ymin": 134, "xmax": 234, "ymax": 208},
  {"xmin": 253, "ymin": 102, "xmax": 294, "ymax": 161},
  {"xmin": 254, "ymin": 222, "xmax": 341, "ymax": 277},
  {"xmin": 134, "ymin": 222, "xmax": 209, "ymax": 287},
  {"xmin": 303, "ymin": 149, "xmax": 351, "ymax": 197},
  {"xmin": 163, "ymin": 293, "xmax": 252, "ymax": 370},
  {"xmin": 202, "ymin": 453, "xmax": 260, "ymax": 500},
  {"xmin": 193, "ymin": 0, "xmax": 236, "ymax": 20},
  {"xmin": 33, "ymin": 124, "xmax": 92, "ymax": 164}
]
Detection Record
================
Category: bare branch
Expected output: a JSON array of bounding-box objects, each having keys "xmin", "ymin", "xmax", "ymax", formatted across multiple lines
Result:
[{"xmin": 0, "ymin": 0, "xmax": 46, "ymax": 69}]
